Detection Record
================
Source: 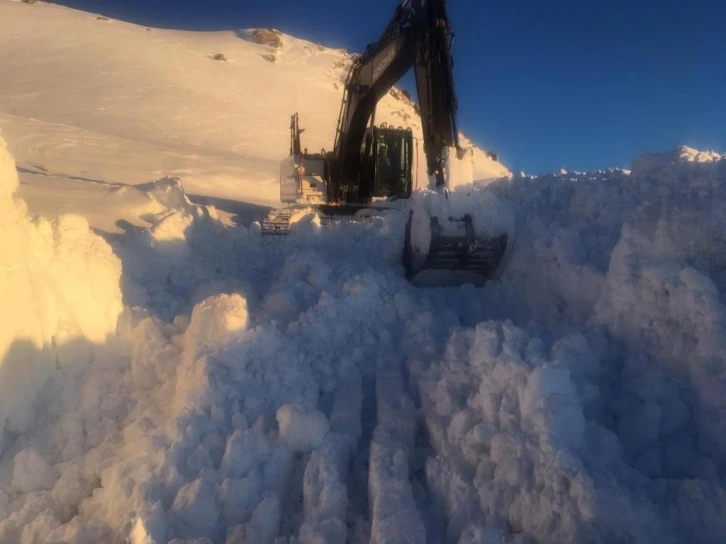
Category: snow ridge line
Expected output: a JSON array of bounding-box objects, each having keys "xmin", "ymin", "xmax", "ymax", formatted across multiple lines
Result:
[{"xmin": 368, "ymin": 366, "xmax": 426, "ymax": 543}]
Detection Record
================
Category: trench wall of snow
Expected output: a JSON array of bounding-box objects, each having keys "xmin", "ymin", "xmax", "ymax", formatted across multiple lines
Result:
[
  {"xmin": 0, "ymin": 136, "xmax": 123, "ymax": 448},
  {"xmin": 412, "ymin": 145, "xmax": 726, "ymax": 543}
]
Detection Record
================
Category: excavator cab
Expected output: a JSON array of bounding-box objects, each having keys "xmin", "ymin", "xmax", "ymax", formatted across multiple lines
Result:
[
  {"xmin": 367, "ymin": 125, "xmax": 414, "ymax": 199},
  {"xmin": 356, "ymin": 124, "xmax": 413, "ymax": 202}
]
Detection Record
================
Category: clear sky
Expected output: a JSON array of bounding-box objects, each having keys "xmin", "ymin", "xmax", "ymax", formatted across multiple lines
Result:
[{"xmin": 55, "ymin": 0, "xmax": 726, "ymax": 174}]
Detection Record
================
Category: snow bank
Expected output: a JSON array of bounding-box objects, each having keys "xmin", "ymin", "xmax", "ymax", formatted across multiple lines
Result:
[
  {"xmin": 432, "ymin": 145, "xmax": 726, "ymax": 542},
  {"xmin": 0, "ymin": 136, "xmax": 122, "ymax": 449},
  {"xmin": 3, "ymin": 140, "xmax": 726, "ymax": 543},
  {"xmin": 111, "ymin": 177, "xmax": 245, "ymax": 321},
  {"xmin": 411, "ymin": 323, "xmax": 674, "ymax": 543}
]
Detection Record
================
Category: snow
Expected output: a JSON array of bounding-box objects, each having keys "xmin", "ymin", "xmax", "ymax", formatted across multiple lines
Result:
[
  {"xmin": 276, "ymin": 404, "xmax": 330, "ymax": 453},
  {"xmin": 12, "ymin": 449, "xmax": 59, "ymax": 494},
  {"xmin": 0, "ymin": 134, "xmax": 123, "ymax": 451},
  {"xmin": 409, "ymin": 185, "xmax": 515, "ymax": 245},
  {"xmin": 0, "ymin": 0, "xmax": 506, "ymax": 218},
  {"xmin": 2, "ymin": 1, "xmax": 726, "ymax": 543}
]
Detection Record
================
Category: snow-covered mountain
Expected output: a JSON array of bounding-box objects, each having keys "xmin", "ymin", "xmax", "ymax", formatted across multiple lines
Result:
[
  {"xmin": 0, "ymin": 0, "xmax": 507, "ymax": 226},
  {"xmin": 2, "ymin": 1, "xmax": 726, "ymax": 544}
]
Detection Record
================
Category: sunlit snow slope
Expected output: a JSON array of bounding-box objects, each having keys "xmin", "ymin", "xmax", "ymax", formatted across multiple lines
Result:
[{"xmin": 0, "ymin": 0, "xmax": 507, "ymax": 222}]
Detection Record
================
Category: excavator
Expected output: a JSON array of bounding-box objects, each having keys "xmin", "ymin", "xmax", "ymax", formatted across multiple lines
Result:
[{"xmin": 262, "ymin": 0, "xmax": 511, "ymax": 285}]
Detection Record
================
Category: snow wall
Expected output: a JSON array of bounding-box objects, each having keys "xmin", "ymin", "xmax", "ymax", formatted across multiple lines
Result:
[{"xmin": 0, "ymin": 136, "xmax": 122, "ymax": 446}]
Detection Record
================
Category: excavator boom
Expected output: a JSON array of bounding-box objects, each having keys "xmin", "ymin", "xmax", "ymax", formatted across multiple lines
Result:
[{"xmin": 332, "ymin": 0, "xmax": 462, "ymax": 198}]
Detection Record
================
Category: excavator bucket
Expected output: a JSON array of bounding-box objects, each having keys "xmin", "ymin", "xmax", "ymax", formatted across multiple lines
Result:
[
  {"xmin": 403, "ymin": 213, "xmax": 509, "ymax": 286},
  {"xmin": 403, "ymin": 206, "xmax": 513, "ymax": 287},
  {"xmin": 402, "ymin": 185, "xmax": 514, "ymax": 287}
]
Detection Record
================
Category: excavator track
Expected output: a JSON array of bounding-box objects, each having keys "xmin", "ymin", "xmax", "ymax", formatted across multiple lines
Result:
[
  {"xmin": 261, "ymin": 207, "xmax": 337, "ymax": 236},
  {"xmin": 261, "ymin": 208, "xmax": 297, "ymax": 235}
]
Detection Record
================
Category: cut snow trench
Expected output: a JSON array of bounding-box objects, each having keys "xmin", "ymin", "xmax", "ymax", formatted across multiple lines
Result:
[{"xmin": 5, "ymin": 127, "xmax": 726, "ymax": 543}]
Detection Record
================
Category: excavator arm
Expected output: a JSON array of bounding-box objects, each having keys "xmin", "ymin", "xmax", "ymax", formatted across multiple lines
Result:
[{"xmin": 332, "ymin": 0, "xmax": 462, "ymax": 199}]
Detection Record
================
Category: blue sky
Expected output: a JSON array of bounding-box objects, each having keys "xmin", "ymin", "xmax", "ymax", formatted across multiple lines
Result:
[{"xmin": 56, "ymin": 0, "xmax": 726, "ymax": 174}]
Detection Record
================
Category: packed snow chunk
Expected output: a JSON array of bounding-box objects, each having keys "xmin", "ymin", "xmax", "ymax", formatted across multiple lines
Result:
[
  {"xmin": 184, "ymin": 293, "xmax": 249, "ymax": 353},
  {"xmin": 170, "ymin": 476, "xmax": 221, "ymax": 539},
  {"xmin": 133, "ymin": 178, "xmax": 223, "ymax": 255},
  {"xmin": 11, "ymin": 448, "xmax": 59, "ymax": 493},
  {"xmin": 22, "ymin": 511, "xmax": 63, "ymax": 544},
  {"xmin": 129, "ymin": 505, "xmax": 166, "ymax": 544},
  {"xmin": 219, "ymin": 471, "xmax": 263, "ymax": 526},
  {"xmin": 150, "ymin": 210, "xmax": 195, "ymax": 244},
  {"xmin": 0, "ymin": 134, "xmax": 18, "ymax": 199},
  {"xmin": 519, "ymin": 365, "xmax": 585, "ymax": 448},
  {"xmin": 288, "ymin": 209, "xmax": 323, "ymax": 234},
  {"xmin": 45, "ymin": 214, "xmax": 124, "ymax": 343},
  {"xmin": 276, "ymin": 404, "xmax": 329, "ymax": 453},
  {"xmin": 136, "ymin": 177, "xmax": 197, "ymax": 214},
  {"xmin": 220, "ymin": 428, "xmax": 271, "ymax": 479},
  {"xmin": 225, "ymin": 497, "xmax": 281, "ymax": 544}
]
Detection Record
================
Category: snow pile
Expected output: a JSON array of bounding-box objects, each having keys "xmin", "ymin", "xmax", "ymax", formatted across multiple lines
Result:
[
  {"xmin": 631, "ymin": 145, "xmax": 726, "ymax": 181},
  {"xmin": 6, "ymin": 2, "xmax": 726, "ymax": 543},
  {"xmin": 112, "ymin": 177, "xmax": 248, "ymax": 320},
  {"xmin": 2, "ymin": 134, "xmax": 726, "ymax": 543},
  {"xmin": 410, "ymin": 324, "xmax": 669, "ymax": 543},
  {"xmin": 428, "ymin": 145, "xmax": 726, "ymax": 542},
  {"xmin": 0, "ymin": 135, "xmax": 122, "ymax": 450}
]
